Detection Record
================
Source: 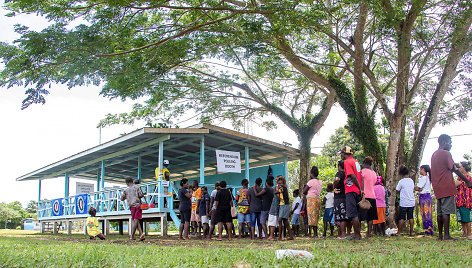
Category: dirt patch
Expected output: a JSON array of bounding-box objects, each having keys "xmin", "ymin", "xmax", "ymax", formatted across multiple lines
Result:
[{"xmin": 26, "ymin": 234, "xmax": 318, "ymax": 249}]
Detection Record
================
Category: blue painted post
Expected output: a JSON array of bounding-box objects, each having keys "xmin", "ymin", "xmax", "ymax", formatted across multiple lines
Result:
[
  {"xmin": 200, "ymin": 135, "xmax": 205, "ymax": 185},
  {"xmin": 100, "ymin": 160, "xmax": 105, "ymax": 190},
  {"xmin": 38, "ymin": 180, "xmax": 41, "ymax": 202},
  {"xmin": 38, "ymin": 180, "xmax": 41, "ymax": 219},
  {"xmin": 137, "ymin": 156, "xmax": 142, "ymax": 183},
  {"xmin": 64, "ymin": 172, "xmax": 69, "ymax": 198},
  {"xmin": 100, "ymin": 160, "xmax": 105, "ymax": 212},
  {"xmin": 158, "ymin": 141, "xmax": 164, "ymax": 210},
  {"xmin": 284, "ymin": 157, "xmax": 288, "ymax": 180},
  {"xmin": 96, "ymin": 168, "xmax": 100, "ymax": 191},
  {"xmin": 245, "ymin": 147, "xmax": 250, "ymax": 184}
]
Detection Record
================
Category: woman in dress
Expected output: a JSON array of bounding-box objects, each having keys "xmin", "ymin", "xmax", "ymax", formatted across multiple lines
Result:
[
  {"xmin": 360, "ymin": 156, "xmax": 378, "ymax": 238},
  {"xmin": 303, "ymin": 166, "xmax": 322, "ymax": 237},
  {"xmin": 414, "ymin": 164, "xmax": 434, "ymax": 235}
]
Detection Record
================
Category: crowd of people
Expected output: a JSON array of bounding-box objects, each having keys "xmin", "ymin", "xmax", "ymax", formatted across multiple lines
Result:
[{"xmin": 85, "ymin": 134, "xmax": 472, "ymax": 242}]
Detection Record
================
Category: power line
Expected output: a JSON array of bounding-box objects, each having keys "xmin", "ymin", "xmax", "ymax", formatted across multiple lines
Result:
[{"xmin": 428, "ymin": 133, "xmax": 472, "ymax": 139}]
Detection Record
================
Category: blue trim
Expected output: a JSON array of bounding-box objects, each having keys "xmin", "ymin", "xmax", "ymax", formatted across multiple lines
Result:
[
  {"xmin": 64, "ymin": 172, "xmax": 69, "ymax": 198},
  {"xmin": 245, "ymin": 147, "xmax": 250, "ymax": 184},
  {"xmin": 137, "ymin": 156, "xmax": 142, "ymax": 183},
  {"xmin": 200, "ymin": 135, "xmax": 205, "ymax": 184}
]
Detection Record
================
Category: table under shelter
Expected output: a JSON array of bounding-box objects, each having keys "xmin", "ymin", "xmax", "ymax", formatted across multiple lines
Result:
[{"xmin": 17, "ymin": 124, "xmax": 300, "ymax": 235}]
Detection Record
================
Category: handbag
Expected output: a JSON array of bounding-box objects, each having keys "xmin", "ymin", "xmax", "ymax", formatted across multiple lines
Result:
[
  {"xmin": 230, "ymin": 190, "xmax": 237, "ymax": 217},
  {"xmin": 358, "ymin": 196, "xmax": 371, "ymax": 210},
  {"xmin": 140, "ymin": 198, "xmax": 149, "ymax": 210}
]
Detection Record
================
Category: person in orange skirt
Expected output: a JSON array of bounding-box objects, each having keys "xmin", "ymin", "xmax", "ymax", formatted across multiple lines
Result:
[{"xmin": 373, "ymin": 176, "xmax": 387, "ymax": 236}]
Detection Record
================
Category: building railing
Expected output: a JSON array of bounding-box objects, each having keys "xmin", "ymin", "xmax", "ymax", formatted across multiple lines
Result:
[{"xmin": 37, "ymin": 181, "xmax": 174, "ymax": 220}]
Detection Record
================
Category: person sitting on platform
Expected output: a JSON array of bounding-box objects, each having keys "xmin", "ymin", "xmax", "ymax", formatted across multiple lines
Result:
[
  {"xmin": 86, "ymin": 207, "xmax": 105, "ymax": 240},
  {"xmin": 121, "ymin": 177, "xmax": 145, "ymax": 241}
]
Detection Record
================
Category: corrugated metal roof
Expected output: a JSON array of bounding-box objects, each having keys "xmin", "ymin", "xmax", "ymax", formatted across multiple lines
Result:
[{"xmin": 17, "ymin": 124, "xmax": 300, "ymax": 183}]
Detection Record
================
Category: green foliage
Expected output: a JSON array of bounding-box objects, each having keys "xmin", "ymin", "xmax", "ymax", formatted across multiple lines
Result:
[
  {"xmin": 321, "ymin": 126, "xmax": 366, "ymax": 164},
  {"xmin": 288, "ymin": 155, "xmax": 337, "ymax": 191},
  {"xmin": 0, "ymin": 201, "xmax": 34, "ymax": 229}
]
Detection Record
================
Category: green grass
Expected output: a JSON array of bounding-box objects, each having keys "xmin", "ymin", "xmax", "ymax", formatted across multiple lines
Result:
[{"xmin": 0, "ymin": 230, "xmax": 471, "ymax": 267}]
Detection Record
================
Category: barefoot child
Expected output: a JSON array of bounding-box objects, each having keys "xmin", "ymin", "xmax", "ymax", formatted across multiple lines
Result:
[
  {"xmin": 86, "ymin": 207, "xmax": 105, "ymax": 240},
  {"xmin": 121, "ymin": 177, "xmax": 145, "ymax": 241},
  {"xmin": 322, "ymin": 183, "xmax": 335, "ymax": 237},
  {"xmin": 290, "ymin": 189, "xmax": 302, "ymax": 236},
  {"xmin": 277, "ymin": 176, "xmax": 294, "ymax": 240},
  {"xmin": 396, "ymin": 166, "xmax": 415, "ymax": 236},
  {"xmin": 200, "ymin": 186, "xmax": 211, "ymax": 239}
]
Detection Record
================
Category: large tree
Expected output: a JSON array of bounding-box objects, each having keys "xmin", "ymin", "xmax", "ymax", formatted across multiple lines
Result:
[
  {"xmin": 314, "ymin": 0, "xmax": 472, "ymax": 220},
  {"xmin": 0, "ymin": 0, "xmax": 346, "ymax": 189}
]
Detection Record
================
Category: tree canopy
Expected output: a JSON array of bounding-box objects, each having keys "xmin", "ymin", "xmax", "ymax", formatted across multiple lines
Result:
[{"xmin": 1, "ymin": 0, "xmax": 471, "ymax": 196}]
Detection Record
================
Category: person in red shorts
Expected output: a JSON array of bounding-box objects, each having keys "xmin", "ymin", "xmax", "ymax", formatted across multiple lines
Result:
[
  {"xmin": 341, "ymin": 146, "xmax": 363, "ymax": 240},
  {"xmin": 121, "ymin": 177, "xmax": 145, "ymax": 241}
]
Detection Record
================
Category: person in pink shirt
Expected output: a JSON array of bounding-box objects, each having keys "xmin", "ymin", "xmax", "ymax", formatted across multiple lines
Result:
[
  {"xmin": 303, "ymin": 166, "xmax": 323, "ymax": 237},
  {"xmin": 360, "ymin": 156, "xmax": 378, "ymax": 238},
  {"xmin": 373, "ymin": 176, "xmax": 386, "ymax": 236}
]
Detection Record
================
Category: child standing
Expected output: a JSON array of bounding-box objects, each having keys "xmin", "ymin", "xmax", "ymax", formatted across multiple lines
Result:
[
  {"xmin": 121, "ymin": 177, "xmax": 145, "ymax": 241},
  {"xmin": 395, "ymin": 165, "xmax": 415, "ymax": 236},
  {"xmin": 267, "ymin": 188, "xmax": 280, "ymax": 240},
  {"xmin": 200, "ymin": 186, "xmax": 211, "ymax": 239},
  {"xmin": 290, "ymin": 189, "xmax": 302, "ymax": 236},
  {"xmin": 276, "ymin": 176, "xmax": 294, "ymax": 240},
  {"xmin": 373, "ymin": 176, "xmax": 387, "ymax": 236},
  {"xmin": 86, "ymin": 207, "xmax": 105, "ymax": 240},
  {"xmin": 322, "ymin": 183, "xmax": 335, "ymax": 237}
]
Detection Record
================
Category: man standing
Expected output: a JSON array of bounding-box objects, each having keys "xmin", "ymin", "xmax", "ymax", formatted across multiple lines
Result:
[
  {"xmin": 121, "ymin": 177, "xmax": 145, "ymax": 241},
  {"xmin": 431, "ymin": 134, "xmax": 472, "ymax": 241},
  {"xmin": 341, "ymin": 146, "xmax": 363, "ymax": 240},
  {"xmin": 155, "ymin": 159, "xmax": 171, "ymax": 181}
]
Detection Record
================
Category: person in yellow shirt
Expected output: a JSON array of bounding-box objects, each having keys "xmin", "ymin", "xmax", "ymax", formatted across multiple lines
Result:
[
  {"xmin": 155, "ymin": 160, "xmax": 171, "ymax": 181},
  {"xmin": 86, "ymin": 207, "xmax": 105, "ymax": 240},
  {"xmin": 155, "ymin": 160, "xmax": 171, "ymax": 207}
]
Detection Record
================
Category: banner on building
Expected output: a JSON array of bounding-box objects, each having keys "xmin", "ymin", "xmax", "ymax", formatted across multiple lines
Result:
[
  {"xmin": 216, "ymin": 150, "xmax": 241, "ymax": 173},
  {"xmin": 51, "ymin": 198, "xmax": 63, "ymax": 216},
  {"xmin": 76, "ymin": 182, "xmax": 95, "ymax": 195},
  {"xmin": 75, "ymin": 194, "xmax": 88, "ymax": 215}
]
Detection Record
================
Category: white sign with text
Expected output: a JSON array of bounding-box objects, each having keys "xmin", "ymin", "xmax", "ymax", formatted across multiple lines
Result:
[
  {"xmin": 76, "ymin": 182, "xmax": 95, "ymax": 195},
  {"xmin": 216, "ymin": 150, "xmax": 241, "ymax": 173}
]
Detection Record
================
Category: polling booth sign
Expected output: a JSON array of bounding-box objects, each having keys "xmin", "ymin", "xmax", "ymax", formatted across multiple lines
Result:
[
  {"xmin": 76, "ymin": 182, "xmax": 95, "ymax": 195},
  {"xmin": 216, "ymin": 150, "xmax": 241, "ymax": 173}
]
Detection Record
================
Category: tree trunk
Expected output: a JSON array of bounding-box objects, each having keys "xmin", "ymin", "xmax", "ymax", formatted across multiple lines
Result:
[
  {"xmin": 385, "ymin": 115, "xmax": 403, "ymax": 224},
  {"xmin": 298, "ymin": 134, "xmax": 313, "ymax": 191}
]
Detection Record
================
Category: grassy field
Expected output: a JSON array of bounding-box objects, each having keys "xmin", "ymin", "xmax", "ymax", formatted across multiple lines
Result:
[{"xmin": 0, "ymin": 230, "xmax": 471, "ymax": 267}]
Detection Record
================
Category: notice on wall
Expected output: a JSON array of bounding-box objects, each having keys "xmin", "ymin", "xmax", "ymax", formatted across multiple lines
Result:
[
  {"xmin": 216, "ymin": 150, "xmax": 241, "ymax": 173},
  {"xmin": 76, "ymin": 182, "xmax": 95, "ymax": 195}
]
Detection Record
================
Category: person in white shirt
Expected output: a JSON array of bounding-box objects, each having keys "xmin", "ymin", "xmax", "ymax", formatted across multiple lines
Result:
[
  {"xmin": 396, "ymin": 165, "xmax": 416, "ymax": 236},
  {"xmin": 415, "ymin": 165, "xmax": 434, "ymax": 235},
  {"xmin": 322, "ymin": 183, "xmax": 335, "ymax": 237},
  {"xmin": 290, "ymin": 189, "xmax": 302, "ymax": 236}
]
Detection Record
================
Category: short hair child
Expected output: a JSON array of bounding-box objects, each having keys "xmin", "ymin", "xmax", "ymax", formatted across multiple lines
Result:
[{"xmin": 86, "ymin": 207, "xmax": 105, "ymax": 240}]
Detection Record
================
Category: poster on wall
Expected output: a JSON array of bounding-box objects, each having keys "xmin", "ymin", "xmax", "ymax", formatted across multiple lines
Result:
[
  {"xmin": 76, "ymin": 182, "xmax": 95, "ymax": 195},
  {"xmin": 216, "ymin": 150, "xmax": 241, "ymax": 173},
  {"xmin": 75, "ymin": 194, "xmax": 88, "ymax": 215},
  {"xmin": 51, "ymin": 198, "xmax": 63, "ymax": 216}
]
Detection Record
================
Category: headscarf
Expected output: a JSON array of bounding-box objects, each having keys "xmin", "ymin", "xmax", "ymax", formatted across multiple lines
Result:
[{"xmin": 376, "ymin": 176, "xmax": 383, "ymax": 185}]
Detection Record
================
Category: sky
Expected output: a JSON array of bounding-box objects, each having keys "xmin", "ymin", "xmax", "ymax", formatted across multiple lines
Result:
[{"xmin": 0, "ymin": 6, "xmax": 471, "ymax": 207}]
